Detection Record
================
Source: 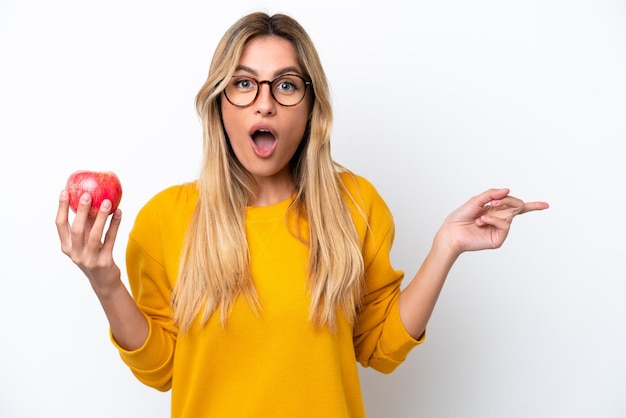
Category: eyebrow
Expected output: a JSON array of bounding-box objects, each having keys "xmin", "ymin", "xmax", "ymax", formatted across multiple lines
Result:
[{"xmin": 233, "ymin": 65, "xmax": 303, "ymax": 78}]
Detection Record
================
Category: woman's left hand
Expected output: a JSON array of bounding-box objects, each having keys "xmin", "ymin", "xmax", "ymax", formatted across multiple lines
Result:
[{"xmin": 439, "ymin": 188, "xmax": 549, "ymax": 255}]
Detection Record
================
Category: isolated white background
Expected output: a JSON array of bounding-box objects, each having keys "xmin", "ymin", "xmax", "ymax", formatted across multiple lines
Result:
[{"xmin": 1, "ymin": 0, "xmax": 625, "ymax": 417}]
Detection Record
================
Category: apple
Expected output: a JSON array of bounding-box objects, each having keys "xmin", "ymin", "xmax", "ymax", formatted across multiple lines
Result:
[{"xmin": 66, "ymin": 170, "xmax": 123, "ymax": 217}]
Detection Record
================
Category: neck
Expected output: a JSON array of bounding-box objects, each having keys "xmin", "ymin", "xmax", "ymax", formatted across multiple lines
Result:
[{"xmin": 251, "ymin": 175, "xmax": 295, "ymax": 207}]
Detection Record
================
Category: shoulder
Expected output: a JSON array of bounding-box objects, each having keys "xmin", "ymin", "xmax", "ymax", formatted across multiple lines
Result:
[
  {"xmin": 140, "ymin": 182, "xmax": 198, "ymax": 213},
  {"xmin": 337, "ymin": 170, "xmax": 395, "ymax": 233},
  {"xmin": 131, "ymin": 181, "xmax": 199, "ymax": 235},
  {"xmin": 338, "ymin": 170, "xmax": 389, "ymax": 214}
]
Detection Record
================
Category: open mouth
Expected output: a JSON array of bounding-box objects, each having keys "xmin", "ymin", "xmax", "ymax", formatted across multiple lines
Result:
[{"xmin": 251, "ymin": 129, "xmax": 277, "ymax": 158}]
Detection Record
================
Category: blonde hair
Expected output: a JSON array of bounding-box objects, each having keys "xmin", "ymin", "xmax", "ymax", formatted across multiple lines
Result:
[{"xmin": 173, "ymin": 12, "xmax": 364, "ymax": 331}]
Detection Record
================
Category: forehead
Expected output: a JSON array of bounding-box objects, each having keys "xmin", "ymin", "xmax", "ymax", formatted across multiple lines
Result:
[{"xmin": 237, "ymin": 35, "xmax": 302, "ymax": 75}]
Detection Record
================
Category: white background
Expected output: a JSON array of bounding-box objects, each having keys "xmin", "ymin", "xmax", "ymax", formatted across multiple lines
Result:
[{"xmin": 1, "ymin": 0, "xmax": 625, "ymax": 417}]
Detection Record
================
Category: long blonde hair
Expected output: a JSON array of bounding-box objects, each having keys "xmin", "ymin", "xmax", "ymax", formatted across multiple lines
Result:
[{"xmin": 173, "ymin": 12, "xmax": 364, "ymax": 332}]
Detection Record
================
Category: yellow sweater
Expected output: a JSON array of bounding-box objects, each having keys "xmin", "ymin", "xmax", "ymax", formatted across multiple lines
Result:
[{"xmin": 114, "ymin": 173, "xmax": 423, "ymax": 417}]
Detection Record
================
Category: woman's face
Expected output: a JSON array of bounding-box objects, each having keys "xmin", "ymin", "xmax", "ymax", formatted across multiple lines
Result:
[{"xmin": 221, "ymin": 35, "xmax": 311, "ymax": 199}]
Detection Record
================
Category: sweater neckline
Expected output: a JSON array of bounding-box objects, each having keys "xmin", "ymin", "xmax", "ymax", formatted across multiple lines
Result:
[{"xmin": 246, "ymin": 194, "xmax": 295, "ymax": 222}]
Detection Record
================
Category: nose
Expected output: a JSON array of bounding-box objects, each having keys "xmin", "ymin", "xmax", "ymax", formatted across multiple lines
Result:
[{"xmin": 254, "ymin": 81, "xmax": 276, "ymax": 115}]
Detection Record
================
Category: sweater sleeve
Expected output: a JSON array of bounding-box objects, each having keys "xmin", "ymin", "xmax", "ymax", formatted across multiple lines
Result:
[
  {"xmin": 110, "ymin": 186, "xmax": 190, "ymax": 391},
  {"xmin": 349, "ymin": 175, "xmax": 425, "ymax": 374}
]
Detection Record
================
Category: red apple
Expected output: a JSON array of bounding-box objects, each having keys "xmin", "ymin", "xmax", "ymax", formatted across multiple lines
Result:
[{"xmin": 66, "ymin": 170, "xmax": 123, "ymax": 217}]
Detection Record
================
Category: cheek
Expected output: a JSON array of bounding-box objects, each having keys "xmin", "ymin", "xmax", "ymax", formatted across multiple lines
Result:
[
  {"xmin": 295, "ymin": 111, "xmax": 311, "ymax": 142},
  {"xmin": 220, "ymin": 100, "xmax": 235, "ymax": 138},
  {"xmin": 220, "ymin": 104, "xmax": 248, "ymax": 155}
]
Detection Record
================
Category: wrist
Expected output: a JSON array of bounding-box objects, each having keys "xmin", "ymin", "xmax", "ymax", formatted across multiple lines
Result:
[
  {"xmin": 433, "ymin": 225, "xmax": 463, "ymax": 261},
  {"xmin": 90, "ymin": 270, "xmax": 124, "ymax": 300}
]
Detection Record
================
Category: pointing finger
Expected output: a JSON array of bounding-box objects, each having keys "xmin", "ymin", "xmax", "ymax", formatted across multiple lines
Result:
[{"xmin": 521, "ymin": 201, "xmax": 550, "ymax": 214}]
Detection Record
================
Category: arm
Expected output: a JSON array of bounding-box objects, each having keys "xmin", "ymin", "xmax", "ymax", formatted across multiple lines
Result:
[
  {"xmin": 56, "ymin": 190, "xmax": 148, "ymax": 350},
  {"xmin": 349, "ymin": 176, "xmax": 424, "ymax": 373},
  {"xmin": 399, "ymin": 188, "xmax": 549, "ymax": 339}
]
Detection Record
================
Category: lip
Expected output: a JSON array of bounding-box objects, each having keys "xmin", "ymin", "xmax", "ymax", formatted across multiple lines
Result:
[
  {"xmin": 248, "ymin": 122, "xmax": 277, "ymax": 138},
  {"xmin": 249, "ymin": 123, "xmax": 278, "ymax": 158}
]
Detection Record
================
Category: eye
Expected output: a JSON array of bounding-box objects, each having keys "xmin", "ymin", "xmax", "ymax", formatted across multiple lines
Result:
[
  {"xmin": 273, "ymin": 75, "xmax": 302, "ymax": 94},
  {"xmin": 231, "ymin": 76, "xmax": 257, "ymax": 91},
  {"xmin": 276, "ymin": 80, "xmax": 295, "ymax": 92}
]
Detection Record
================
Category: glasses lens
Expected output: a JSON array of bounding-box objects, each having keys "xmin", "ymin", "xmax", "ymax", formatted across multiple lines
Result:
[
  {"xmin": 225, "ymin": 74, "xmax": 309, "ymax": 107},
  {"xmin": 271, "ymin": 74, "xmax": 307, "ymax": 106},
  {"xmin": 225, "ymin": 76, "xmax": 258, "ymax": 107}
]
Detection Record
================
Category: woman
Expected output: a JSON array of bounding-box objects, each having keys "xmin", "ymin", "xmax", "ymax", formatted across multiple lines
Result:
[{"xmin": 56, "ymin": 12, "xmax": 548, "ymax": 418}]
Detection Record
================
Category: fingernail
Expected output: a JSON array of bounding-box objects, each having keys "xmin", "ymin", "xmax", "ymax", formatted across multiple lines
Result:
[
  {"xmin": 100, "ymin": 200, "xmax": 112, "ymax": 211},
  {"xmin": 80, "ymin": 193, "xmax": 91, "ymax": 203},
  {"xmin": 59, "ymin": 190, "xmax": 68, "ymax": 201}
]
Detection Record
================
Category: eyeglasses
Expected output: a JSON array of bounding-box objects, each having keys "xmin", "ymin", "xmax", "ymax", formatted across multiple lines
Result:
[{"xmin": 223, "ymin": 73, "xmax": 312, "ymax": 108}]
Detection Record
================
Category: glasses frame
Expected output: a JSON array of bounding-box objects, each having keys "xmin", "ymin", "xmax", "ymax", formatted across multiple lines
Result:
[{"xmin": 223, "ymin": 73, "xmax": 312, "ymax": 108}]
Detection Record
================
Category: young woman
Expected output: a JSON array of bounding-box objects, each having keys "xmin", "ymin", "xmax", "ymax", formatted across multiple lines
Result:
[{"xmin": 56, "ymin": 12, "xmax": 549, "ymax": 418}]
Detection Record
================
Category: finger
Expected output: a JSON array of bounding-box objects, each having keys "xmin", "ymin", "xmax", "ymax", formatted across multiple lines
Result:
[
  {"xmin": 86, "ymin": 200, "xmax": 113, "ymax": 252},
  {"xmin": 472, "ymin": 188, "xmax": 511, "ymax": 207},
  {"xmin": 76, "ymin": 192, "xmax": 94, "ymax": 217},
  {"xmin": 70, "ymin": 193, "xmax": 93, "ymax": 251},
  {"xmin": 520, "ymin": 201, "xmax": 550, "ymax": 214},
  {"xmin": 490, "ymin": 195, "xmax": 525, "ymax": 212},
  {"xmin": 102, "ymin": 208, "xmax": 123, "ymax": 255},
  {"xmin": 55, "ymin": 189, "xmax": 72, "ymax": 254},
  {"xmin": 477, "ymin": 214, "xmax": 512, "ymax": 233}
]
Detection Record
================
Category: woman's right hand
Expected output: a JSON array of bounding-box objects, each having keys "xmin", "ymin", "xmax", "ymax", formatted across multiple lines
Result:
[
  {"xmin": 56, "ymin": 190, "xmax": 149, "ymax": 350},
  {"xmin": 56, "ymin": 190, "xmax": 123, "ymax": 295}
]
